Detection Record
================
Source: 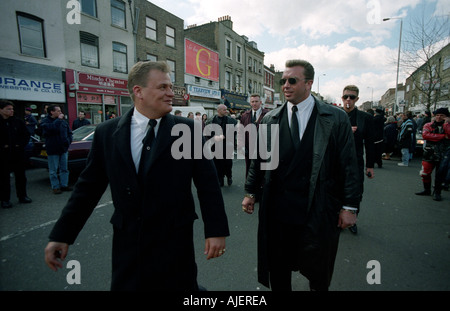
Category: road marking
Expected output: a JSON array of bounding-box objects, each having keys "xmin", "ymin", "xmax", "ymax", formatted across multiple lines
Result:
[{"xmin": 0, "ymin": 201, "xmax": 113, "ymax": 243}]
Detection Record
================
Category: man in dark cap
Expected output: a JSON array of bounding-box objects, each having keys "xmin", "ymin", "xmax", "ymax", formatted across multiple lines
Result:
[{"xmin": 416, "ymin": 108, "xmax": 450, "ymax": 201}]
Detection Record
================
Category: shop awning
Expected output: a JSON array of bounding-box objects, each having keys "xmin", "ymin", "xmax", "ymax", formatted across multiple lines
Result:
[{"xmin": 222, "ymin": 91, "xmax": 249, "ymax": 109}]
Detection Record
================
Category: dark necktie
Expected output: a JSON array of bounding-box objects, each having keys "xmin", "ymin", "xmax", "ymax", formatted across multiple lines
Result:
[
  {"xmin": 138, "ymin": 119, "xmax": 157, "ymax": 176},
  {"xmin": 252, "ymin": 111, "xmax": 257, "ymax": 123},
  {"xmin": 290, "ymin": 105, "xmax": 300, "ymax": 150}
]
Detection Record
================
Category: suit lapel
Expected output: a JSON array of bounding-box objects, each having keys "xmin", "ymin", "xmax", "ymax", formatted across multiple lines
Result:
[
  {"xmin": 308, "ymin": 100, "xmax": 334, "ymax": 211},
  {"xmin": 112, "ymin": 108, "xmax": 137, "ymax": 177}
]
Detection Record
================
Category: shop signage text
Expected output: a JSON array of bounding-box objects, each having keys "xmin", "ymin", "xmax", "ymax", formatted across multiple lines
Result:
[{"xmin": 0, "ymin": 76, "xmax": 65, "ymax": 102}]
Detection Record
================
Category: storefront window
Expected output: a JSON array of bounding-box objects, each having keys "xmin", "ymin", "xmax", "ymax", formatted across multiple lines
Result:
[
  {"xmin": 104, "ymin": 95, "xmax": 117, "ymax": 119},
  {"xmin": 77, "ymin": 93, "xmax": 118, "ymax": 123},
  {"xmin": 120, "ymin": 96, "xmax": 133, "ymax": 115}
]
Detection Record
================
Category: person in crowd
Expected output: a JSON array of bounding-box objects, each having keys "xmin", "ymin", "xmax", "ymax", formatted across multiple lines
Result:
[
  {"xmin": 415, "ymin": 113, "xmax": 424, "ymax": 132},
  {"xmin": 409, "ymin": 113, "xmax": 418, "ymax": 161},
  {"xmin": 342, "ymin": 85, "xmax": 375, "ymax": 235},
  {"xmin": 397, "ymin": 111, "xmax": 414, "ymax": 167},
  {"xmin": 206, "ymin": 104, "xmax": 237, "ymax": 186},
  {"xmin": 40, "ymin": 105, "xmax": 73, "ymax": 194},
  {"xmin": 242, "ymin": 59, "xmax": 361, "ymax": 291},
  {"xmin": 415, "ymin": 108, "xmax": 450, "ymax": 201},
  {"xmin": 373, "ymin": 108, "xmax": 386, "ymax": 168},
  {"xmin": 72, "ymin": 111, "xmax": 91, "ymax": 130},
  {"xmin": 0, "ymin": 100, "xmax": 32, "ymax": 208},
  {"xmin": 187, "ymin": 112, "xmax": 194, "ymax": 119},
  {"xmin": 174, "ymin": 110, "xmax": 182, "ymax": 116},
  {"xmin": 238, "ymin": 94, "xmax": 269, "ymax": 177},
  {"xmin": 44, "ymin": 61, "xmax": 229, "ymax": 291},
  {"xmin": 382, "ymin": 116, "xmax": 398, "ymax": 160},
  {"xmin": 24, "ymin": 107, "xmax": 37, "ymax": 136},
  {"xmin": 419, "ymin": 111, "xmax": 431, "ymax": 132},
  {"xmin": 194, "ymin": 112, "xmax": 202, "ymax": 121}
]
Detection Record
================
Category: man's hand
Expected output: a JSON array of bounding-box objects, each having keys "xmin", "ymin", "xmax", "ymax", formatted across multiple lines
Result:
[
  {"xmin": 366, "ymin": 168, "xmax": 374, "ymax": 179},
  {"xmin": 45, "ymin": 241, "xmax": 69, "ymax": 271},
  {"xmin": 241, "ymin": 197, "xmax": 256, "ymax": 214},
  {"xmin": 204, "ymin": 237, "xmax": 226, "ymax": 260},
  {"xmin": 338, "ymin": 209, "xmax": 357, "ymax": 229}
]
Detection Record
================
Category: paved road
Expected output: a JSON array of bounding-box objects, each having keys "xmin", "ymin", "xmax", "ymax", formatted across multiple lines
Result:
[{"xmin": 0, "ymin": 156, "xmax": 449, "ymax": 292}]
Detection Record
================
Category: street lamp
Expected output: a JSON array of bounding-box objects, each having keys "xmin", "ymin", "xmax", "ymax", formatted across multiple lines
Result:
[{"xmin": 383, "ymin": 17, "xmax": 403, "ymax": 116}]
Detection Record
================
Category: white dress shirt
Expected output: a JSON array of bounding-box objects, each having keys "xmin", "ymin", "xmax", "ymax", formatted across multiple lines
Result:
[
  {"xmin": 287, "ymin": 94, "xmax": 315, "ymax": 141},
  {"xmin": 130, "ymin": 108, "xmax": 161, "ymax": 173},
  {"xmin": 252, "ymin": 107, "xmax": 262, "ymax": 122}
]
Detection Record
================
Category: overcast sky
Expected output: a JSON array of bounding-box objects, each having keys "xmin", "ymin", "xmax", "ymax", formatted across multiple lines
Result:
[{"xmin": 150, "ymin": 0, "xmax": 450, "ymax": 105}]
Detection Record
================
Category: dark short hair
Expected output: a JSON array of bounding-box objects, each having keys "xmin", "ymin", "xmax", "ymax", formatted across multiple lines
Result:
[
  {"xmin": 0, "ymin": 99, "xmax": 14, "ymax": 109},
  {"xmin": 285, "ymin": 59, "xmax": 315, "ymax": 81},
  {"xmin": 47, "ymin": 104, "xmax": 60, "ymax": 114}
]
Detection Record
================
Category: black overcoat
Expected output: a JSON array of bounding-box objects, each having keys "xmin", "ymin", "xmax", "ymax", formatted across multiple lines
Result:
[
  {"xmin": 49, "ymin": 109, "xmax": 229, "ymax": 290},
  {"xmin": 245, "ymin": 97, "xmax": 361, "ymax": 288}
]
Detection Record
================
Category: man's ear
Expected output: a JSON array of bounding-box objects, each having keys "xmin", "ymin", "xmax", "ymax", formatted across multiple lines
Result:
[{"xmin": 133, "ymin": 85, "xmax": 143, "ymax": 100}]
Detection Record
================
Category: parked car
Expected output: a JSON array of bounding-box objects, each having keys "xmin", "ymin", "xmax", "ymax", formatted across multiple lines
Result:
[
  {"xmin": 30, "ymin": 125, "xmax": 96, "ymax": 173},
  {"xmin": 416, "ymin": 130, "xmax": 425, "ymax": 155}
]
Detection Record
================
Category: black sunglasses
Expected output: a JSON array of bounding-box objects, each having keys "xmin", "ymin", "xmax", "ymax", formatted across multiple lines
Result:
[
  {"xmin": 279, "ymin": 77, "xmax": 307, "ymax": 86},
  {"xmin": 342, "ymin": 94, "xmax": 357, "ymax": 100}
]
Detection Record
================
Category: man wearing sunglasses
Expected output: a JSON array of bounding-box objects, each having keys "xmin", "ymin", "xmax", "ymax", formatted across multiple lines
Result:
[
  {"xmin": 342, "ymin": 85, "xmax": 375, "ymax": 235},
  {"xmin": 242, "ymin": 60, "xmax": 361, "ymax": 291}
]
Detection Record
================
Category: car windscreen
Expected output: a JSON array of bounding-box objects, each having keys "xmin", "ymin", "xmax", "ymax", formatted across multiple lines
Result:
[{"xmin": 72, "ymin": 126, "xmax": 95, "ymax": 141}]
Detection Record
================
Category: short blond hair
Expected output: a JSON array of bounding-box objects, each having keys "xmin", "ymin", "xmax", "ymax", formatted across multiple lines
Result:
[
  {"xmin": 343, "ymin": 85, "xmax": 359, "ymax": 96},
  {"xmin": 128, "ymin": 61, "xmax": 171, "ymax": 100}
]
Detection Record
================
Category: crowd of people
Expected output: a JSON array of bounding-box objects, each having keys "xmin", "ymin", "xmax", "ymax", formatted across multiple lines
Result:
[{"xmin": 377, "ymin": 108, "xmax": 450, "ymax": 201}]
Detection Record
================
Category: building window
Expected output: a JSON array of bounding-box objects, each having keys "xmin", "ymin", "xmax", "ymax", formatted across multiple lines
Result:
[
  {"xmin": 146, "ymin": 17, "xmax": 157, "ymax": 41},
  {"xmin": 81, "ymin": 0, "xmax": 97, "ymax": 18},
  {"xmin": 236, "ymin": 74, "xmax": 242, "ymax": 92},
  {"xmin": 166, "ymin": 26, "xmax": 175, "ymax": 47},
  {"xmin": 226, "ymin": 38, "xmax": 232, "ymax": 59},
  {"xmin": 80, "ymin": 31, "xmax": 99, "ymax": 68},
  {"xmin": 113, "ymin": 42, "xmax": 127, "ymax": 73},
  {"xmin": 146, "ymin": 54, "xmax": 157, "ymax": 61},
  {"xmin": 111, "ymin": 0, "xmax": 126, "ymax": 28},
  {"xmin": 17, "ymin": 13, "xmax": 46, "ymax": 58},
  {"xmin": 166, "ymin": 59, "xmax": 176, "ymax": 83},
  {"xmin": 225, "ymin": 72, "xmax": 232, "ymax": 90},
  {"xmin": 236, "ymin": 44, "xmax": 242, "ymax": 63}
]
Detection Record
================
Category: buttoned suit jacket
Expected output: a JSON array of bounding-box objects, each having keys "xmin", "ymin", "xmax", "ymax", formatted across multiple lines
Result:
[{"xmin": 49, "ymin": 109, "xmax": 229, "ymax": 290}]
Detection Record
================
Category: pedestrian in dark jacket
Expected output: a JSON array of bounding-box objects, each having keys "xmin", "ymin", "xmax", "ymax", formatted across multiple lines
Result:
[
  {"xmin": 40, "ymin": 105, "xmax": 73, "ymax": 194},
  {"xmin": 397, "ymin": 111, "xmax": 414, "ymax": 167},
  {"xmin": 373, "ymin": 108, "xmax": 386, "ymax": 167},
  {"xmin": 0, "ymin": 100, "xmax": 32, "ymax": 208},
  {"xmin": 383, "ymin": 116, "xmax": 398, "ymax": 160},
  {"xmin": 242, "ymin": 60, "xmax": 361, "ymax": 291},
  {"xmin": 72, "ymin": 111, "xmax": 91, "ymax": 130},
  {"xmin": 206, "ymin": 104, "xmax": 237, "ymax": 187},
  {"xmin": 24, "ymin": 107, "xmax": 37, "ymax": 135},
  {"xmin": 44, "ymin": 61, "xmax": 229, "ymax": 291}
]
